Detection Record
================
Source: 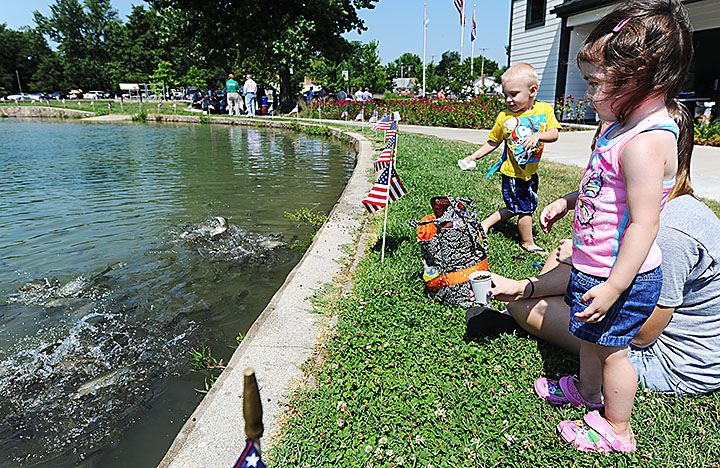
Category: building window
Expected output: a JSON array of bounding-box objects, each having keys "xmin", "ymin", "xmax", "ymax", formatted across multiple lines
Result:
[{"xmin": 525, "ymin": 0, "xmax": 546, "ymax": 29}]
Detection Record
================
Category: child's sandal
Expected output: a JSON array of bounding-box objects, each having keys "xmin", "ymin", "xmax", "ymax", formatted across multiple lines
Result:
[
  {"xmin": 557, "ymin": 410, "xmax": 636, "ymax": 452},
  {"xmin": 533, "ymin": 376, "xmax": 603, "ymax": 410}
]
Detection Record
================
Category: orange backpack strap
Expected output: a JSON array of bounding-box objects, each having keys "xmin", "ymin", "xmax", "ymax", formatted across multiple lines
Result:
[{"xmin": 425, "ymin": 259, "xmax": 489, "ymax": 290}]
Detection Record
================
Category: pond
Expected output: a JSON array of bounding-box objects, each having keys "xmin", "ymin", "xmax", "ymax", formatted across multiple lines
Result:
[{"xmin": 0, "ymin": 119, "xmax": 355, "ymax": 467}]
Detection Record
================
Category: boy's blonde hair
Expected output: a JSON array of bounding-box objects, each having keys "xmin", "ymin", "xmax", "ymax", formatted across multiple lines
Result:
[{"xmin": 501, "ymin": 63, "xmax": 539, "ymax": 87}]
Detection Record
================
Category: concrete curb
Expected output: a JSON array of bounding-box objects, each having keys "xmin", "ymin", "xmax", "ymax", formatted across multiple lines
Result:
[
  {"xmin": 0, "ymin": 105, "xmax": 95, "ymax": 118},
  {"xmin": 157, "ymin": 118, "xmax": 375, "ymax": 467}
]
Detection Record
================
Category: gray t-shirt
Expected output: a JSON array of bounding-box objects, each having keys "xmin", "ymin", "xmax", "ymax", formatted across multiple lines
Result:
[{"xmin": 652, "ymin": 195, "xmax": 720, "ymax": 394}]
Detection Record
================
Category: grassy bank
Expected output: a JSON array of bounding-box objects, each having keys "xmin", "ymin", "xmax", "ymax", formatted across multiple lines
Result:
[{"xmin": 268, "ymin": 131, "xmax": 720, "ymax": 467}]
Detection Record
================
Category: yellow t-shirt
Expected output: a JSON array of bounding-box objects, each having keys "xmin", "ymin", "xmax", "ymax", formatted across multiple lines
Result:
[{"xmin": 487, "ymin": 101, "xmax": 561, "ymax": 181}]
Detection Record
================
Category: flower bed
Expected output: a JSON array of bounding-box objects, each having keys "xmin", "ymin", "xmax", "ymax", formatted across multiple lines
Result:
[{"xmin": 300, "ymin": 96, "xmax": 506, "ymax": 129}]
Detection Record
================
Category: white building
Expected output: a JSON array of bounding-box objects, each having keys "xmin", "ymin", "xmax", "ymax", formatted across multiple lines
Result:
[{"xmin": 508, "ymin": 0, "xmax": 720, "ymax": 118}]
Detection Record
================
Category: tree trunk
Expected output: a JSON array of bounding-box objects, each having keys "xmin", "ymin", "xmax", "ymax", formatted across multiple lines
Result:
[{"xmin": 279, "ymin": 65, "xmax": 295, "ymax": 113}]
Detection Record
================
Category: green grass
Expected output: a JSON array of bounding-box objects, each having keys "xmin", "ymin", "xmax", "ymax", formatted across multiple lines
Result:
[{"xmin": 268, "ymin": 132, "xmax": 720, "ymax": 467}]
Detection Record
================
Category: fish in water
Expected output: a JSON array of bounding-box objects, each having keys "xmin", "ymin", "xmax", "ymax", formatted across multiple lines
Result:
[{"xmin": 207, "ymin": 216, "xmax": 228, "ymax": 238}]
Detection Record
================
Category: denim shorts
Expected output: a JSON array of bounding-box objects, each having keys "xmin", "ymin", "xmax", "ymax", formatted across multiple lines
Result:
[
  {"xmin": 628, "ymin": 345, "xmax": 684, "ymax": 394},
  {"xmin": 564, "ymin": 266, "xmax": 662, "ymax": 347},
  {"xmin": 502, "ymin": 174, "xmax": 538, "ymax": 215}
]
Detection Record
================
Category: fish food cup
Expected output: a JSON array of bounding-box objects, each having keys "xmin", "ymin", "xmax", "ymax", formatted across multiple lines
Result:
[
  {"xmin": 469, "ymin": 271, "xmax": 491, "ymax": 304},
  {"xmin": 458, "ymin": 158, "xmax": 476, "ymax": 171}
]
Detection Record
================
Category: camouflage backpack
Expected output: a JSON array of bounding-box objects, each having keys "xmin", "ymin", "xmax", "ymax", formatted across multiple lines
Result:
[{"xmin": 409, "ymin": 196, "xmax": 489, "ymax": 308}]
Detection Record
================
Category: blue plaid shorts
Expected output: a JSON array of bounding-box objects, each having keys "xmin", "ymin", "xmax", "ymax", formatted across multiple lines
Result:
[{"xmin": 501, "ymin": 174, "xmax": 538, "ymax": 215}]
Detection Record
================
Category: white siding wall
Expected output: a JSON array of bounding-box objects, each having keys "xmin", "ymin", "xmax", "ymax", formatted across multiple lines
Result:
[
  {"xmin": 509, "ymin": 0, "xmax": 566, "ymax": 104},
  {"xmin": 688, "ymin": 0, "xmax": 720, "ymax": 32}
]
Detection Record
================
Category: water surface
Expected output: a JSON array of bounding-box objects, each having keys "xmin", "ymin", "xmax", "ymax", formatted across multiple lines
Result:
[{"xmin": 0, "ymin": 119, "xmax": 354, "ymax": 467}]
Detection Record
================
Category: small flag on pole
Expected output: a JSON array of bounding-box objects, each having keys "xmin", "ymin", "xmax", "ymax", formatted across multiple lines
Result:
[
  {"xmin": 454, "ymin": 0, "xmax": 465, "ymax": 25},
  {"xmin": 108, "ymin": 101, "xmax": 112, "ymax": 110},
  {"xmin": 368, "ymin": 110, "xmax": 378, "ymax": 124},
  {"xmin": 232, "ymin": 438, "xmax": 266, "ymax": 468},
  {"xmin": 471, "ymin": 8, "xmax": 476, "ymax": 42},
  {"xmin": 385, "ymin": 120, "xmax": 398, "ymax": 142},
  {"xmin": 341, "ymin": 107, "xmax": 348, "ymax": 119},
  {"xmin": 362, "ymin": 164, "xmax": 407, "ymax": 213},
  {"xmin": 355, "ymin": 109, "xmax": 364, "ymax": 121},
  {"xmin": 291, "ymin": 104, "xmax": 299, "ymax": 114},
  {"xmin": 374, "ymin": 134, "xmax": 397, "ymax": 173},
  {"xmin": 158, "ymin": 102, "xmax": 163, "ymax": 110},
  {"xmin": 373, "ymin": 114, "xmax": 392, "ymax": 131}
]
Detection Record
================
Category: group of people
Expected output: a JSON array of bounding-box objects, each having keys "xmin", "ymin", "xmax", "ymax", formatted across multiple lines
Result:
[
  {"xmin": 225, "ymin": 73, "xmax": 259, "ymax": 117},
  {"xmin": 456, "ymin": 0, "xmax": 719, "ymax": 453}
]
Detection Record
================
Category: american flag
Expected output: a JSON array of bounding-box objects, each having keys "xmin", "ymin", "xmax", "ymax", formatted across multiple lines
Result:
[
  {"xmin": 374, "ymin": 134, "xmax": 397, "ymax": 173},
  {"xmin": 362, "ymin": 164, "xmax": 406, "ymax": 213},
  {"xmin": 454, "ymin": 0, "xmax": 465, "ymax": 25},
  {"xmin": 471, "ymin": 8, "xmax": 476, "ymax": 41},
  {"xmin": 373, "ymin": 114, "xmax": 392, "ymax": 131},
  {"xmin": 385, "ymin": 120, "xmax": 397, "ymax": 142},
  {"xmin": 232, "ymin": 439, "xmax": 266, "ymax": 468},
  {"xmin": 368, "ymin": 110, "xmax": 378, "ymax": 123},
  {"xmin": 341, "ymin": 107, "xmax": 348, "ymax": 118},
  {"xmin": 355, "ymin": 109, "xmax": 364, "ymax": 121}
]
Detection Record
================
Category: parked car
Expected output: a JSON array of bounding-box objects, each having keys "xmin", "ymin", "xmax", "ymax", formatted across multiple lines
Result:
[
  {"xmin": 49, "ymin": 91, "xmax": 67, "ymax": 100},
  {"xmin": 28, "ymin": 93, "xmax": 47, "ymax": 101},
  {"xmin": 68, "ymin": 90, "xmax": 83, "ymax": 99},
  {"xmin": 185, "ymin": 87, "xmax": 201, "ymax": 101},
  {"xmin": 84, "ymin": 91, "xmax": 106, "ymax": 99},
  {"xmin": 6, "ymin": 93, "xmax": 33, "ymax": 101}
]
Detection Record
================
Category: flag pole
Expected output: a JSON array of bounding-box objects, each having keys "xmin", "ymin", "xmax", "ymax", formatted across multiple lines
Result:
[
  {"xmin": 380, "ymin": 134, "xmax": 396, "ymax": 264},
  {"xmin": 423, "ymin": 3, "xmax": 428, "ymax": 98},
  {"xmin": 243, "ymin": 368, "xmax": 264, "ymax": 453},
  {"xmin": 471, "ymin": 5, "xmax": 476, "ymax": 76},
  {"xmin": 460, "ymin": 1, "xmax": 466, "ymax": 63}
]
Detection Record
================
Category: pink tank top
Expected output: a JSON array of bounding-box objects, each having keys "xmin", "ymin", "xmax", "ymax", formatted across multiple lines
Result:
[{"xmin": 572, "ymin": 116, "xmax": 678, "ymax": 277}]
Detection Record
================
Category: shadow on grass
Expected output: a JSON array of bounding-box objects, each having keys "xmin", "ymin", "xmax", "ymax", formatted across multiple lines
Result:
[{"xmin": 462, "ymin": 305, "xmax": 579, "ymax": 378}]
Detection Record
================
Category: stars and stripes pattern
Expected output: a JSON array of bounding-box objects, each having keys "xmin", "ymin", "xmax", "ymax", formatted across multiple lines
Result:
[
  {"xmin": 454, "ymin": 0, "xmax": 465, "ymax": 25},
  {"xmin": 341, "ymin": 107, "xmax": 348, "ymax": 118},
  {"xmin": 372, "ymin": 113, "xmax": 392, "ymax": 131},
  {"xmin": 374, "ymin": 134, "xmax": 397, "ymax": 173},
  {"xmin": 471, "ymin": 8, "xmax": 476, "ymax": 41},
  {"xmin": 362, "ymin": 164, "xmax": 407, "ymax": 213},
  {"xmin": 385, "ymin": 120, "xmax": 398, "ymax": 142},
  {"xmin": 232, "ymin": 439, "xmax": 266, "ymax": 468},
  {"xmin": 368, "ymin": 110, "xmax": 378, "ymax": 123},
  {"xmin": 355, "ymin": 109, "xmax": 364, "ymax": 121}
]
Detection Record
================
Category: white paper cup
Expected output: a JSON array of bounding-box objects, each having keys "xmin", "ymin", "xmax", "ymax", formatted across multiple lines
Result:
[
  {"xmin": 458, "ymin": 158, "xmax": 476, "ymax": 171},
  {"xmin": 469, "ymin": 271, "xmax": 491, "ymax": 304}
]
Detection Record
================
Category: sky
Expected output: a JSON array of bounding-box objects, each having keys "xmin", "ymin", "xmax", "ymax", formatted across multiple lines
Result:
[{"xmin": 4, "ymin": 0, "xmax": 511, "ymax": 67}]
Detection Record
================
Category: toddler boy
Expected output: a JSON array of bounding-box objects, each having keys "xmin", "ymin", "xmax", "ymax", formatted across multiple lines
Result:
[{"xmin": 461, "ymin": 62, "xmax": 561, "ymax": 252}]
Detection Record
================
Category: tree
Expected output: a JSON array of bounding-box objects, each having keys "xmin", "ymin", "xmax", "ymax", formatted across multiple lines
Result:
[
  {"xmin": 146, "ymin": 0, "xmax": 379, "ymax": 112},
  {"xmin": 151, "ymin": 60, "xmax": 179, "ymax": 97},
  {"xmin": 350, "ymin": 41, "xmax": 385, "ymax": 93},
  {"xmin": 34, "ymin": 0, "xmax": 122, "ymax": 90},
  {"xmin": 0, "ymin": 24, "xmax": 56, "ymax": 93},
  {"xmin": 181, "ymin": 65, "xmax": 208, "ymax": 89},
  {"xmin": 385, "ymin": 53, "xmax": 422, "ymax": 91}
]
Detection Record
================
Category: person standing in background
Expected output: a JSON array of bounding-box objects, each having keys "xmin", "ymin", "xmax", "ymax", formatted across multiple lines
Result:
[
  {"xmin": 225, "ymin": 74, "xmax": 241, "ymax": 116},
  {"xmin": 243, "ymin": 74, "xmax": 257, "ymax": 117}
]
